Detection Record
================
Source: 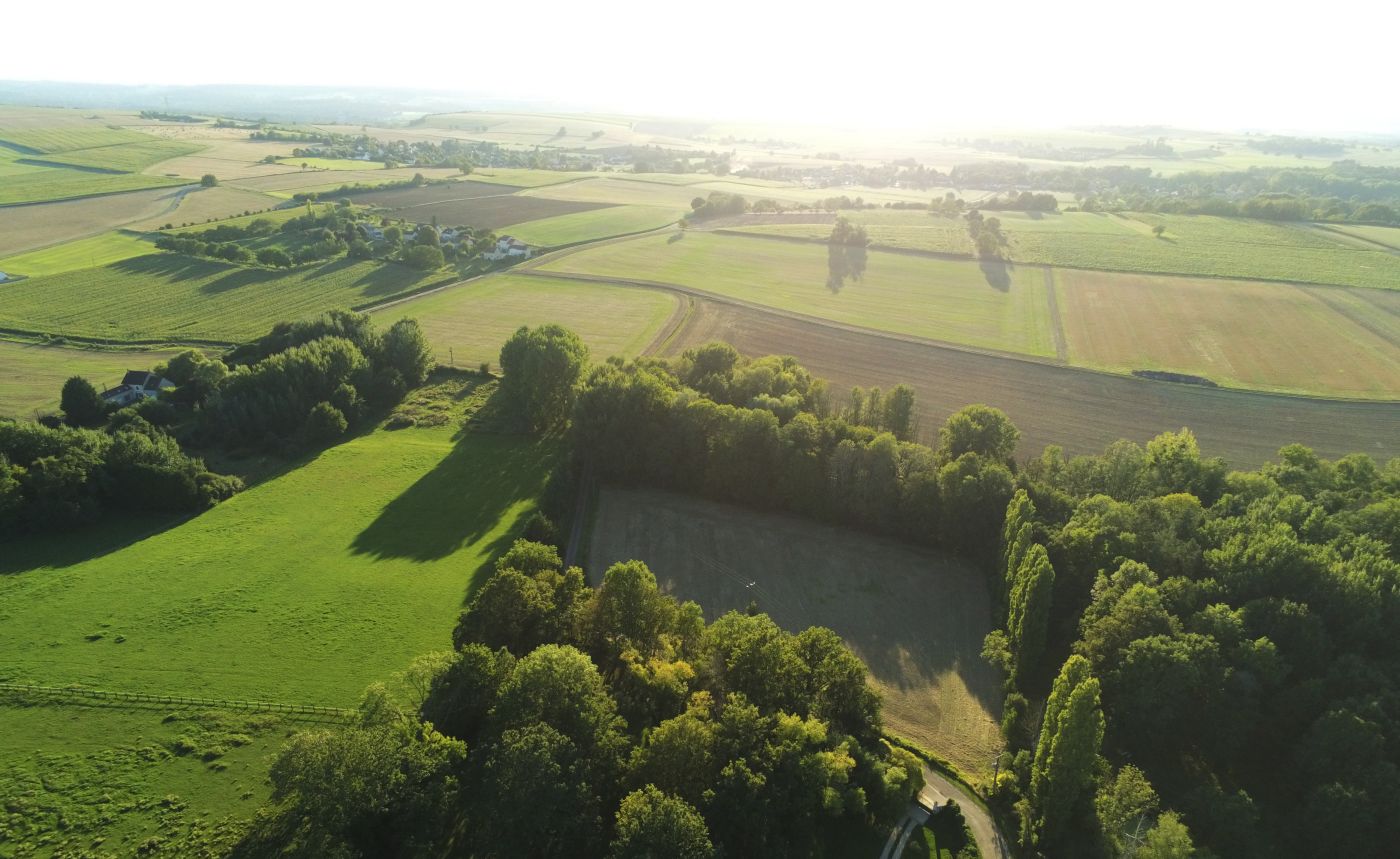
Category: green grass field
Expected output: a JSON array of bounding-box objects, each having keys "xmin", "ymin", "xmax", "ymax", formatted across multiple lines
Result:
[
  {"xmin": 732, "ymin": 211, "xmax": 1400, "ymax": 291},
  {"xmin": 32, "ymin": 139, "xmax": 205, "ymax": 173},
  {"xmin": 1056, "ymin": 269, "xmax": 1400, "ymax": 398},
  {"xmin": 370, "ymin": 274, "xmax": 678, "ymax": 368},
  {"xmin": 0, "ymin": 254, "xmax": 449, "ymax": 344},
  {"xmin": 463, "ymin": 168, "xmax": 599, "ymax": 187},
  {"xmin": 274, "ymin": 157, "xmax": 387, "ymax": 171},
  {"xmin": 588, "ymin": 488, "xmax": 1005, "ymax": 780},
  {"xmin": 0, "ymin": 340, "xmax": 183, "ymax": 418},
  {"xmin": 1321, "ymin": 223, "xmax": 1400, "ymax": 250},
  {"xmin": 0, "ymin": 388, "xmax": 555, "ymax": 851},
  {"xmin": 523, "ymin": 177, "xmax": 703, "ymax": 208},
  {"xmin": 0, "ymin": 157, "xmax": 184, "ymax": 205},
  {"xmin": 0, "ymin": 230, "xmax": 157, "ymax": 277},
  {"xmin": 0, "ymin": 126, "xmax": 153, "ymax": 154},
  {"xmin": 505, "ymin": 205, "xmax": 677, "ymax": 246},
  {"xmin": 539, "ymin": 231, "xmax": 1055, "ymax": 356}
]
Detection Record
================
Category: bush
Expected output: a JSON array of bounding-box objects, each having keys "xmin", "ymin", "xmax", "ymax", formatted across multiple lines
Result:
[
  {"xmin": 305, "ymin": 402, "xmax": 348, "ymax": 445},
  {"xmin": 61, "ymin": 376, "xmax": 106, "ymax": 428},
  {"xmin": 404, "ymin": 244, "xmax": 445, "ymax": 271}
]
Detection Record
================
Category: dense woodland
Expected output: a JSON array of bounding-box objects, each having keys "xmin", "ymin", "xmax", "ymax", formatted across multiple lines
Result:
[
  {"xmin": 492, "ymin": 329, "xmax": 1400, "ymax": 858},
  {"xmin": 234, "ymin": 539, "xmax": 929, "ymax": 858}
]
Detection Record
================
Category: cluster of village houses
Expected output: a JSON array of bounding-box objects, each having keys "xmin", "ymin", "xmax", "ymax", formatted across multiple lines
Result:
[{"xmin": 356, "ymin": 223, "xmax": 533, "ymax": 261}]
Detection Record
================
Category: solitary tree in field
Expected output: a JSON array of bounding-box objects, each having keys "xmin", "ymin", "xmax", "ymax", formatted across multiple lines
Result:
[
  {"xmin": 60, "ymin": 376, "xmax": 106, "ymax": 427},
  {"xmin": 200, "ymin": 174, "xmax": 218, "ymax": 187},
  {"xmin": 1152, "ymin": 225, "xmax": 1166, "ymax": 238},
  {"xmin": 499, "ymin": 324, "xmax": 589, "ymax": 433}
]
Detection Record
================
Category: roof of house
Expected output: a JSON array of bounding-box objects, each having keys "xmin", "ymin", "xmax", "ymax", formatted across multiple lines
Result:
[{"xmin": 121, "ymin": 370, "xmax": 166, "ymax": 389}]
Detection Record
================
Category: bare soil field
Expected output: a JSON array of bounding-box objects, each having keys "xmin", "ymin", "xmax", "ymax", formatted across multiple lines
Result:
[
  {"xmin": 588, "ymin": 487, "xmax": 1005, "ymax": 780},
  {"xmin": 348, "ymin": 181, "xmax": 615, "ymax": 230},
  {"xmin": 0, "ymin": 186, "xmax": 183, "ymax": 257},
  {"xmin": 1056, "ymin": 269, "xmax": 1400, "ymax": 398},
  {"xmin": 226, "ymin": 167, "xmax": 461, "ymax": 194},
  {"xmin": 660, "ymin": 297, "xmax": 1400, "ymax": 467}
]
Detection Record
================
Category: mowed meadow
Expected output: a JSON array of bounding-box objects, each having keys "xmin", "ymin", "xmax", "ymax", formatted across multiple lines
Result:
[
  {"xmin": 370, "ymin": 274, "xmax": 679, "ymax": 368},
  {"xmin": 587, "ymin": 488, "xmax": 1005, "ymax": 780},
  {"xmin": 537, "ymin": 231, "xmax": 1058, "ymax": 356},
  {"xmin": 0, "ymin": 340, "xmax": 184, "ymax": 417},
  {"xmin": 0, "ymin": 254, "xmax": 453, "ymax": 344}
]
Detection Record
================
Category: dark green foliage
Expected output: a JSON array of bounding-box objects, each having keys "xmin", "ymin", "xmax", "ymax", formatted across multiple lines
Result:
[
  {"xmin": 304, "ymin": 401, "xmax": 348, "ymax": 445},
  {"xmin": 499, "ymin": 324, "xmax": 589, "ymax": 433},
  {"xmin": 403, "ymin": 244, "xmax": 444, "ymax": 270},
  {"xmin": 379, "ymin": 318, "xmax": 434, "ymax": 388},
  {"xmin": 0, "ymin": 418, "xmax": 242, "ymax": 534},
  {"xmin": 60, "ymin": 375, "xmax": 106, "ymax": 427}
]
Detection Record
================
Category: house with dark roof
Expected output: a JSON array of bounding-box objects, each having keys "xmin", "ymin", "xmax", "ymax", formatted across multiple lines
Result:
[{"xmin": 101, "ymin": 371, "xmax": 174, "ymax": 407}]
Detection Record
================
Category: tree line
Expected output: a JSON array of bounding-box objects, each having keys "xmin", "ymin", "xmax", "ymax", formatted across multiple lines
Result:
[{"xmin": 233, "ymin": 540, "xmax": 928, "ymax": 858}]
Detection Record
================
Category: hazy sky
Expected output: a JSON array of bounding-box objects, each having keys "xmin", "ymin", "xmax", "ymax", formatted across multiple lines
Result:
[{"xmin": 5, "ymin": 1, "xmax": 1397, "ymax": 134}]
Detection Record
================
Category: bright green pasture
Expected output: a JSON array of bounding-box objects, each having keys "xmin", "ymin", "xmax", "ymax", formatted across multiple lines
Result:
[
  {"xmin": 0, "ymin": 340, "xmax": 182, "ymax": 418},
  {"xmin": 0, "ymin": 126, "xmax": 152, "ymax": 154},
  {"xmin": 34, "ymin": 139, "xmax": 204, "ymax": 173},
  {"xmin": 0, "ymin": 230, "xmax": 157, "ymax": 277},
  {"xmin": 733, "ymin": 212, "xmax": 1400, "ymax": 291},
  {"xmin": 0, "ymin": 154, "xmax": 183, "ymax": 205},
  {"xmin": 371, "ymin": 273, "xmax": 678, "ymax": 367},
  {"xmin": 506, "ymin": 205, "xmax": 677, "ymax": 246},
  {"xmin": 0, "ymin": 254, "xmax": 447, "ymax": 343},
  {"xmin": 0, "ymin": 416, "xmax": 555, "ymax": 703},
  {"xmin": 275, "ymin": 156, "xmax": 387, "ymax": 171},
  {"xmin": 0, "ymin": 408, "xmax": 555, "ymax": 853},
  {"xmin": 541, "ymin": 231, "xmax": 1055, "ymax": 356}
]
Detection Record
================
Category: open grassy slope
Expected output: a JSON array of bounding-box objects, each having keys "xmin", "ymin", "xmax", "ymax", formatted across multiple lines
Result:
[
  {"xmin": 369, "ymin": 274, "xmax": 678, "ymax": 368},
  {"xmin": 29, "ymin": 139, "xmax": 204, "ymax": 173},
  {"xmin": 0, "ymin": 341, "xmax": 183, "ymax": 418},
  {"xmin": 0, "ymin": 230, "xmax": 157, "ymax": 277},
  {"xmin": 588, "ymin": 488, "xmax": 1005, "ymax": 780},
  {"xmin": 538, "ymin": 231, "xmax": 1055, "ymax": 356},
  {"xmin": 506, "ymin": 205, "xmax": 677, "ymax": 246},
  {"xmin": 1056, "ymin": 269, "xmax": 1400, "ymax": 397},
  {"xmin": 0, "ymin": 388, "xmax": 554, "ymax": 853},
  {"xmin": 0, "ymin": 254, "xmax": 450, "ymax": 344}
]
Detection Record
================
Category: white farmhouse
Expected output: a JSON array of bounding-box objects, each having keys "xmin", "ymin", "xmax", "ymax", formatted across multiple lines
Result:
[
  {"xmin": 101, "ymin": 371, "xmax": 175, "ymax": 408},
  {"xmin": 483, "ymin": 236, "xmax": 533, "ymax": 261}
]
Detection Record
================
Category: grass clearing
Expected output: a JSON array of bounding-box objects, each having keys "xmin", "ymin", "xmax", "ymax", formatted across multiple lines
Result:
[
  {"xmin": 1056, "ymin": 269, "xmax": 1400, "ymax": 397},
  {"xmin": 0, "ymin": 340, "xmax": 183, "ymax": 418},
  {"xmin": 0, "ymin": 230, "xmax": 158, "ymax": 277},
  {"xmin": 587, "ymin": 488, "xmax": 1004, "ymax": 780},
  {"xmin": 31, "ymin": 139, "xmax": 205, "ymax": 173},
  {"xmin": 1321, "ymin": 223, "xmax": 1400, "ymax": 250},
  {"xmin": 126, "ymin": 186, "xmax": 285, "ymax": 230},
  {"xmin": 0, "ymin": 254, "xmax": 451, "ymax": 344},
  {"xmin": 506, "ymin": 205, "xmax": 677, "ymax": 246},
  {"xmin": 0, "ymin": 160, "xmax": 184, "ymax": 205},
  {"xmin": 370, "ymin": 274, "xmax": 678, "ymax": 368},
  {"xmin": 0, "ymin": 390, "xmax": 555, "ymax": 850},
  {"xmin": 0, "ymin": 126, "xmax": 153, "ymax": 154},
  {"xmin": 539, "ymin": 231, "xmax": 1055, "ymax": 356}
]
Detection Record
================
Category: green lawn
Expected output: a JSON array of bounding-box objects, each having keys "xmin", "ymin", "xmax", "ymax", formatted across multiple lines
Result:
[
  {"xmin": 506, "ymin": 205, "xmax": 677, "ymax": 246},
  {"xmin": 0, "ymin": 160, "xmax": 184, "ymax": 205},
  {"xmin": 0, "ymin": 254, "xmax": 451, "ymax": 344},
  {"xmin": 275, "ymin": 157, "xmax": 386, "ymax": 171},
  {"xmin": 0, "ymin": 399, "xmax": 555, "ymax": 852},
  {"xmin": 0, "ymin": 126, "xmax": 153, "ymax": 154},
  {"xmin": 370, "ymin": 273, "xmax": 678, "ymax": 368},
  {"xmin": 0, "ymin": 340, "xmax": 183, "ymax": 418},
  {"xmin": 0, "ymin": 230, "xmax": 157, "ymax": 277},
  {"xmin": 540, "ymin": 231, "xmax": 1055, "ymax": 356},
  {"xmin": 732, "ymin": 212, "xmax": 1400, "ymax": 291},
  {"xmin": 1322, "ymin": 222, "xmax": 1400, "ymax": 250},
  {"xmin": 34, "ymin": 139, "xmax": 205, "ymax": 173}
]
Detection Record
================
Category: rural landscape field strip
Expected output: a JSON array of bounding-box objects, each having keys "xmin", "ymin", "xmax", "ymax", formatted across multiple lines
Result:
[
  {"xmin": 1054, "ymin": 269, "xmax": 1400, "ymax": 397},
  {"xmin": 368, "ymin": 273, "xmax": 680, "ymax": 368},
  {"xmin": 0, "ymin": 185, "xmax": 192, "ymax": 256},
  {"xmin": 659, "ymin": 297, "xmax": 1400, "ymax": 467},
  {"xmin": 0, "ymin": 229, "xmax": 157, "ymax": 277},
  {"xmin": 536, "ymin": 231, "xmax": 1057, "ymax": 356},
  {"xmin": 0, "ymin": 254, "xmax": 451, "ymax": 344},
  {"xmin": 587, "ymin": 487, "xmax": 1005, "ymax": 780},
  {"xmin": 0, "ymin": 420, "xmax": 557, "ymax": 704}
]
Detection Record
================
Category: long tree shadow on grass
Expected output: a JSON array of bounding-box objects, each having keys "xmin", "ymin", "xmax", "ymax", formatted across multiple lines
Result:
[
  {"xmin": 978, "ymin": 257, "xmax": 1013, "ymax": 292},
  {"xmin": 349, "ymin": 427, "xmax": 557, "ymax": 564},
  {"xmin": 110, "ymin": 253, "xmax": 230, "ymax": 284}
]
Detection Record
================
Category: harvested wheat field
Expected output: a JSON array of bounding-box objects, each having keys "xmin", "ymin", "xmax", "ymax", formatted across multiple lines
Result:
[{"xmin": 588, "ymin": 487, "xmax": 1005, "ymax": 781}]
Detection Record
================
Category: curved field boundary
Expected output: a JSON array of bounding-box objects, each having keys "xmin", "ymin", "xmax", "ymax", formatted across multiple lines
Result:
[{"xmin": 0, "ymin": 682, "xmax": 354, "ymax": 722}]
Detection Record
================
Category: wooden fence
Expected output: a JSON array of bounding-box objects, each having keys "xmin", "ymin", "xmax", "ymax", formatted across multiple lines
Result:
[{"xmin": 0, "ymin": 682, "xmax": 354, "ymax": 722}]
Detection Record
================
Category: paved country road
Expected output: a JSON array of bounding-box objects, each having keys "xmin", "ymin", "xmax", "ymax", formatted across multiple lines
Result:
[{"xmin": 882, "ymin": 764, "xmax": 1010, "ymax": 859}]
